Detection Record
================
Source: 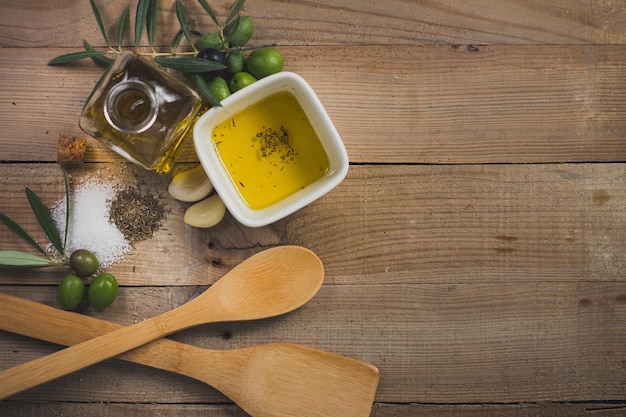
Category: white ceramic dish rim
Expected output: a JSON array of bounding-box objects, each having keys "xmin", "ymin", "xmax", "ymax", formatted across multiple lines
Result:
[{"xmin": 193, "ymin": 71, "xmax": 349, "ymax": 227}]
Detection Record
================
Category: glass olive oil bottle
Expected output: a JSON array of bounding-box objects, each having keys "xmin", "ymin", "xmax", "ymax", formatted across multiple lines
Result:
[{"xmin": 80, "ymin": 51, "xmax": 204, "ymax": 173}]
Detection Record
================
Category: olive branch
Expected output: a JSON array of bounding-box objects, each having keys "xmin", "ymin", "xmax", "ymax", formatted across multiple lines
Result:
[
  {"xmin": 0, "ymin": 169, "xmax": 71, "ymax": 268},
  {"xmin": 48, "ymin": 0, "xmax": 250, "ymax": 107}
]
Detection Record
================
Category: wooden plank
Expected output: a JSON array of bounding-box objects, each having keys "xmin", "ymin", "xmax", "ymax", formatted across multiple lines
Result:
[
  {"xmin": 1, "ymin": 0, "xmax": 624, "ymax": 415},
  {"xmin": 1, "ymin": 163, "xmax": 624, "ymax": 285},
  {"xmin": 0, "ymin": 282, "xmax": 624, "ymax": 403},
  {"xmin": 1, "ymin": 0, "xmax": 625, "ymax": 48},
  {"xmin": 370, "ymin": 404, "xmax": 626, "ymax": 416},
  {"xmin": 2, "ymin": 45, "xmax": 626, "ymax": 164},
  {"xmin": 0, "ymin": 403, "xmax": 248, "ymax": 417},
  {"xmin": 300, "ymin": 163, "xmax": 626, "ymax": 284},
  {"xmin": 1, "ymin": 402, "xmax": 625, "ymax": 417}
]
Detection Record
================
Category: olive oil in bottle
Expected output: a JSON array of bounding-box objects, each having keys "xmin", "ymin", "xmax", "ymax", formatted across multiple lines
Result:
[{"xmin": 80, "ymin": 51, "xmax": 204, "ymax": 173}]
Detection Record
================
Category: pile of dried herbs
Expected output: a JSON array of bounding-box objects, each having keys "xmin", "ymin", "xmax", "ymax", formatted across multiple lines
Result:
[{"xmin": 108, "ymin": 187, "xmax": 166, "ymax": 244}]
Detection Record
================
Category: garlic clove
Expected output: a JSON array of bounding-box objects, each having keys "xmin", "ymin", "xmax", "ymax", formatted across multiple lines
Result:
[
  {"xmin": 184, "ymin": 194, "xmax": 226, "ymax": 228},
  {"xmin": 168, "ymin": 165, "xmax": 213, "ymax": 202}
]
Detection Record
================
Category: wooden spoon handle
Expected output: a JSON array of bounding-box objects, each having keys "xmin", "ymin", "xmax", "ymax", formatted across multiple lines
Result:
[
  {"xmin": 0, "ymin": 293, "xmax": 208, "ymax": 399},
  {"xmin": 0, "ymin": 292, "xmax": 215, "ymax": 383}
]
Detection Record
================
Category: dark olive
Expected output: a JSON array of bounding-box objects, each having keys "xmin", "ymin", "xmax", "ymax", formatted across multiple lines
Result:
[
  {"xmin": 69, "ymin": 249, "xmax": 100, "ymax": 278},
  {"xmin": 197, "ymin": 48, "xmax": 228, "ymax": 78}
]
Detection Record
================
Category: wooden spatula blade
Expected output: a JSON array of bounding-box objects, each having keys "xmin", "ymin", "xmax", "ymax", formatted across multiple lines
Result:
[{"xmin": 233, "ymin": 343, "xmax": 379, "ymax": 417}]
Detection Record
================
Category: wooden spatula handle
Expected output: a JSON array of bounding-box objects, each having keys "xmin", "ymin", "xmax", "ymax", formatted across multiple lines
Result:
[
  {"xmin": 0, "ymin": 292, "xmax": 123, "ymax": 344},
  {"xmin": 0, "ymin": 292, "xmax": 209, "ymax": 381},
  {"xmin": 0, "ymin": 297, "xmax": 203, "ymax": 399}
]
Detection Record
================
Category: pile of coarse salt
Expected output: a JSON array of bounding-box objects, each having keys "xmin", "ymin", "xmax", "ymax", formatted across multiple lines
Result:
[{"xmin": 51, "ymin": 177, "xmax": 132, "ymax": 268}]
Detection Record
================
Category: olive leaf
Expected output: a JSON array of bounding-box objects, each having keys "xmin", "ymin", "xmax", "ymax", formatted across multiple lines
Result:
[
  {"xmin": 84, "ymin": 40, "xmax": 114, "ymax": 67},
  {"xmin": 62, "ymin": 168, "xmax": 71, "ymax": 251},
  {"xmin": 0, "ymin": 212, "xmax": 47, "ymax": 255},
  {"xmin": 225, "ymin": 0, "xmax": 246, "ymax": 27},
  {"xmin": 154, "ymin": 57, "xmax": 226, "ymax": 73},
  {"xmin": 197, "ymin": 0, "xmax": 219, "ymax": 27},
  {"xmin": 25, "ymin": 188, "xmax": 65, "ymax": 257},
  {"xmin": 89, "ymin": 0, "xmax": 110, "ymax": 48},
  {"xmin": 83, "ymin": 67, "xmax": 111, "ymax": 110},
  {"xmin": 175, "ymin": 0, "xmax": 194, "ymax": 47},
  {"xmin": 135, "ymin": 0, "xmax": 150, "ymax": 47},
  {"xmin": 146, "ymin": 0, "xmax": 158, "ymax": 50},
  {"xmin": 169, "ymin": 29, "xmax": 201, "ymax": 52},
  {"xmin": 0, "ymin": 250, "xmax": 59, "ymax": 269},
  {"xmin": 117, "ymin": 6, "xmax": 130, "ymax": 51},
  {"xmin": 0, "ymin": 170, "xmax": 73, "ymax": 269},
  {"xmin": 224, "ymin": 15, "xmax": 239, "ymax": 40},
  {"xmin": 170, "ymin": 29, "xmax": 186, "ymax": 52},
  {"xmin": 48, "ymin": 51, "xmax": 109, "ymax": 65},
  {"xmin": 188, "ymin": 73, "xmax": 222, "ymax": 107}
]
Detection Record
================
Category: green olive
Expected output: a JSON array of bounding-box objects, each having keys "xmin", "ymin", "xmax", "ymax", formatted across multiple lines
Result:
[
  {"xmin": 197, "ymin": 32, "xmax": 223, "ymax": 50},
  {"xmin": 229, "ymin": 72, "xmax": 257, "ymax": 92},
  {"xmin": 245, "ymin": 48, "xmax": 284, "ymax": 79},
  {"xmin": 57, "ymin": 274, "xmax": 85, "ymax": 310},
  {"xmin": 88, "ymin": 273, "xmax": 119, "ymax": 311},
  {"xmin": 228, "ymin": 16, "xmax": 254, "ymax": 47},
  {"xmin": 206, "ymin": 76, "xmax": 232, "ymax": 101},
  {"xmin": 69, "ymin": 249, "xmax": 100, "ymax": 278},
  {"xmin": 227, "ymin": 50, "xmax": 244, "ymax": 74}
]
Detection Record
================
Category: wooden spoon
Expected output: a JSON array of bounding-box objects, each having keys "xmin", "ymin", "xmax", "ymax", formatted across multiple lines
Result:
[
  {"xmin": 0, "ymin": 246, "xmax": 325, "ymax": 399},
  {"xmin": 0, "ymin": 292, "xmax": 380, "ymax": 417}
]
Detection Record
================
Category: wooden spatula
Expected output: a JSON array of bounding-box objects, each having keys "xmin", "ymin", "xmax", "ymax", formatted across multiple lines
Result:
[{"xmin": 0, "ymin": 292, "xmax": 379, "ymax": 417}]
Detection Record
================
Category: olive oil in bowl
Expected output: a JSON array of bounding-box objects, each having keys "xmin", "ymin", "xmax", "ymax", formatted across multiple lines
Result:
[
  {"xmin": 211, "ymin": 92, "xmax": 330, "ymax": 210},
  {"xmin": 194, "ymin": 71, "xmax": 349, "ymax": 227}
]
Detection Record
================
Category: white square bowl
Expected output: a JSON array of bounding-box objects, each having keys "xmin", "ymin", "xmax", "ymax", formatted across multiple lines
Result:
[{"xmin": 193, "ymin": 71, "xmax": 349, "ymax": 227}]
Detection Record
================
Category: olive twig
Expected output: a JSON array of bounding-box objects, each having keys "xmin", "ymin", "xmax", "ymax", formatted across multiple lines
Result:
[{"xmin": 223, "ymin": 42, "xmax": 279, "ymax": 54}]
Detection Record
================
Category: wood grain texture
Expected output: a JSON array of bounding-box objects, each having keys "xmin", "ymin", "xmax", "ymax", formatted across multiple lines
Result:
[
  {"xmin": 2, "ymin": 45, "xmax": 626, "ymax": 164},
  {"xmin": 1, "ymin": 163, "xmax": 623, "ymax": 285},
  {"xmin": 0, "ymin": 282, "xmax": 624, "ymax": 404},
  {"xmin": 2, "ymin": 402, "xmax": 626, "ymax": 417},
  {"xmin": 1, "ymin": 0, "xmax": 625, "ymax": 415},
  {"xmin": 1, "ymin": 0, "xmax": 625, "ymax": 47}
]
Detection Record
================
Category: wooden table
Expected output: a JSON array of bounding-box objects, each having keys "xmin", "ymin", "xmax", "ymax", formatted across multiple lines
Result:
[{"xmin": 1, "ymin": 1, "xmax": 625, "ymax": 415}]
